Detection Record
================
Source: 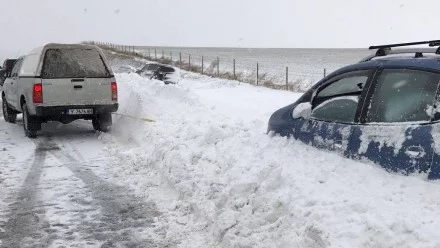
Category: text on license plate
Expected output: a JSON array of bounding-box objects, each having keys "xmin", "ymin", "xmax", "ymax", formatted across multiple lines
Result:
[{"xmin": 67, "ymin": 109, "xmax": 93, "ymax": 115}]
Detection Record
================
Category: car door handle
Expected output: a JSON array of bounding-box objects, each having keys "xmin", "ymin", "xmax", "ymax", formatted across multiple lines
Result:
[
  {"xmin": 74, "ymin": 85, "xmax": 83, "ymax": 89},
  {"xmin": 404, "ymin": 146, "xmax": 425, "ymax": 158}
]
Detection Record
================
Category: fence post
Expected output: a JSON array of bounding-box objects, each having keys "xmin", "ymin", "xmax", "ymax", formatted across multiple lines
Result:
[
  {"xmin": 324, "ymin": 68, "xmax": 327, "ymax": 77},
  {"xmin": 162, "ymin": 50, "xmax": 164, "ymax": 59},
  {"xmin": 155, "ymin": 49, "xmax": 157, "ymax": 59},
  {"xmin": 189, "ymin": 54, "xmax": 191, "ymax": 70},
  {"xmin": 233, "ymin": 59, "xmax": 236, "ymax": 80},
  {"xmin": 148, "ymin": 48, "xmax": 151, "ymax": 59},
  {"xmin": 179, "ymin": 52, "xmax": 182, "ymax": 68},
  {"xmin": 202, "ymin": 56, "xmax": 204, "ymax": 75},
  {"xmin": 257, "ymin": 62, "xmax": 259, "ymax": 86},
  {"xmin": 170, "ymin": 51, "xmax": 172, "ymax": 61},
  {"xmin": 286, "ymin": 67, "xmax": 289, "ymax": 91},
  {"xmin": 217, "ymin": 57, "xmax": 219, "ymax": 76}
]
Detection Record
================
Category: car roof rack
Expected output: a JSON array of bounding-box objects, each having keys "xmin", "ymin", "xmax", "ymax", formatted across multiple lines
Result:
[{"xmin": 360, "ymin": 40, "xmax": 440, "ymax": 62}]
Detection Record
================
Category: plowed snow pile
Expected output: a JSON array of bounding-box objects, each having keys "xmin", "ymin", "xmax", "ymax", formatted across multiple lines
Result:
[{"xmin": 102, "ymin": 71, "xmax": 440, "ymax": 248}]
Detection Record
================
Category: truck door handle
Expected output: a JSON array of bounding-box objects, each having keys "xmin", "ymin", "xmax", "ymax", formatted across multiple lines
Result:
[
  {"xmin": 405, "ymin": 146, "xmax": 425, "ymax": 158},
  {"xmin": 74, "ymin": 85, "xmax": 83, "ymax": 89}
]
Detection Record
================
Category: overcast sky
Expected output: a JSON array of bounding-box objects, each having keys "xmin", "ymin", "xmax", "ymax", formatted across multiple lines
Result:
[{"xmin": 0, "ymin": 0, "xmax": 439, "ymax": 57}]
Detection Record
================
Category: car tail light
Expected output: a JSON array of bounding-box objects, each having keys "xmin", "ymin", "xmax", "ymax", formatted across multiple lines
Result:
[
  {"xmin": 33, "ymin": 81, "xmax": 43, "ymax": 104},
  {"xmin": 111, "ymin": 82, "xmax": 117, "ymax": 101}
]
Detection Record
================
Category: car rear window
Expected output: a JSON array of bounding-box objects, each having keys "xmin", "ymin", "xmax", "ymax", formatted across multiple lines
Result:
[{"xmin": 41, "ymin": 48, "xmax": 110, "ymax": 78}]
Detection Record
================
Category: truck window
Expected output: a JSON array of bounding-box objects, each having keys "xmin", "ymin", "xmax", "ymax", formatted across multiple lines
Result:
[{"xmin": 41, "ymin": 48, "xmax": 110, "ymax": 78}]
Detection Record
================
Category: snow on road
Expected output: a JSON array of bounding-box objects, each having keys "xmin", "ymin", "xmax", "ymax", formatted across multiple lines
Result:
[
  {"xmin": 3, "ymin": 57, "xmax": 440, "ymax": 247},
  {"xmin": 0, "ymin": 117, "xmax": 162, "ymax": 247},
  {"xmin": 101, "ymin": 70, "xmax": 440, "ymax": 248}
]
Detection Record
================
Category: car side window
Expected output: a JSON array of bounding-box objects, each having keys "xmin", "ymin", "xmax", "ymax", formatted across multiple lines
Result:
[
  {"xmin": 310, "ymin": 70, "xmax": 370, "ymax": 123},
  {"xmin": 10, "ymin": 59, "xmax": 22, "ymax": 77},
  {"xmin": 148, "ymin": 64, "xmax": 160, "ymax": 71},
  {"xmin": 366, "ymin": 69, "xmax": 440, "ymax": 123}
]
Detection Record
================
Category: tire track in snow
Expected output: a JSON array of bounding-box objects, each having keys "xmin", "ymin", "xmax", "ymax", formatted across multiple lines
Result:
[
  {"xmin": 45, "ymin": 135, "xmax": 162, "ymax": 247},
  {"xmin": 0, "ymin": 143, "xmax": 55, "ymax": 248}
]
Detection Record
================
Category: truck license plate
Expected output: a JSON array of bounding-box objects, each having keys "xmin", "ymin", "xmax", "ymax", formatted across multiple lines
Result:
[{"xmin": 67, "ymin": 109, "xmax": 93, "ymax": 115}]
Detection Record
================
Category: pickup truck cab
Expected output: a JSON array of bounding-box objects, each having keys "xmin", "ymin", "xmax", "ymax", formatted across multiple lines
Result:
[{"xmin": 1, "ymin": 43, "xmax": 118, "ymax": 137}]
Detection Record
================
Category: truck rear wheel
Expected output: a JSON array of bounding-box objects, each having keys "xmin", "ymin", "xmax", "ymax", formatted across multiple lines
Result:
[
  {"xmin": 92, "ymin": 113, "xmax": 112, "ymax": 132},
  {"xmin": 22, "ymin": 104, "xmax": 41, "ymax": 138},
  {"xmin": 2, "ymin": 95, "xmax": 17, "ymax": 123}
]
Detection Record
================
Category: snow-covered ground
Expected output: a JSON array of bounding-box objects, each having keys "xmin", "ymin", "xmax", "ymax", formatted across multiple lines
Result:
[
  {"xmin": 100, "ymin": 68, "xmax": 440, "ymax": 247},
  {"xmin": 3, "ymin": 56, "xmax": 440, "ymax": 247}
]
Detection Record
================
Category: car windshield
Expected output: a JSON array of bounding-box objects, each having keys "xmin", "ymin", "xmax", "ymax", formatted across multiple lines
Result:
[{"xmin": 1, "ymin": 1, "xmax": 439, "ymax": 248}]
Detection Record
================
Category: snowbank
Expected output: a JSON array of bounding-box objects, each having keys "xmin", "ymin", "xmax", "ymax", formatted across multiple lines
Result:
[{"xmin": 102, "ymin": 71, "xmax": 440, "ymax": 248}]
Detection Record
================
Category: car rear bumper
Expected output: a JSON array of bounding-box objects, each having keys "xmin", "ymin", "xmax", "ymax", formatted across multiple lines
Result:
[{"xmin": 35, "ymin": 103, "xmax": 119, "ymax": 116}]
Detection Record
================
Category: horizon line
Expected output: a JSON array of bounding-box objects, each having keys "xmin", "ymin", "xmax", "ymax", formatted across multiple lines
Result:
[{"xmin": 131, "ymin": 45, "xmax": 368, "ymax": 50}]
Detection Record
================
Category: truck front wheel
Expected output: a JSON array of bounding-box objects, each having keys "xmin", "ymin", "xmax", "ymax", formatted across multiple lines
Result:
[{"xmin": 2, "ymin": 95, "xmax": 17, "ymax": 123}]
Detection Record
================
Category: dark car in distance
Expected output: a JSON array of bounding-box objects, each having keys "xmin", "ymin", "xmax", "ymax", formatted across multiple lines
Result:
[
  {"xmin": 136, "ymin": 63, "xmax": 181, "ymax": 84},
  {"xmin": 268, "ymin": 40, "xmax": 440, "ymax": 180},
  {"xmin": 0, "ymin": 59, "xmax": 17, "ymax": 86}
]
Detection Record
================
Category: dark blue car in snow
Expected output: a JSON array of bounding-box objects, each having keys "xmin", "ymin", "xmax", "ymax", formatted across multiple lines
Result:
[{"xmin": 268, "ymin": 40, "xmax": 440, "ymax": 179}]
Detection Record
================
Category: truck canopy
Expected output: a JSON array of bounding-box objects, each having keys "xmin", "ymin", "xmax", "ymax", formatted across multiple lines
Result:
[{"xmin": 19, "ymin": 43, "xmax": 113, "ymax": 77}]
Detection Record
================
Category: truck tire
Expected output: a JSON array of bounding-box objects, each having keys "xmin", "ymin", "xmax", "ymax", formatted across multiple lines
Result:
[
  {"xmin": 2, "ymin": 95, "xmax": 17, "ymax": 123},
  {"xmin": 92, "ymin": 113, "xmax": 112, "ymax": 132},
  {"xmin": 22, "ymin": 104, "xmax": 40, "ymax": 138}
]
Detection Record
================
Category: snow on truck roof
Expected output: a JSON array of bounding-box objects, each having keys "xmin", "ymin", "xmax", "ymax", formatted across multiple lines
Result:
[{"xmin": 19, "ymin": 43, "xmax": 106, "ymax": 77}]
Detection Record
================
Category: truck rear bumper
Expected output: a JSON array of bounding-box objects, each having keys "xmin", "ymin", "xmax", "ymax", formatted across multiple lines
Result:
[{"xmin": 35, "ymin": 103, "xmax": 119, "ymax": 117}]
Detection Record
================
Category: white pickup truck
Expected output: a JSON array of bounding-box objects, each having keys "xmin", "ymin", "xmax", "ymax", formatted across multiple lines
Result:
[{"xmin": 1, "ymin": 43, "xmax": 118, "ymax": 138}]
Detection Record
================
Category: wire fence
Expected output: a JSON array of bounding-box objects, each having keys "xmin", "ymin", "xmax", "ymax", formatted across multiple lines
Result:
[{"xmin": 86, "ymin": 41, "xmax": 335, "ymax": 92}]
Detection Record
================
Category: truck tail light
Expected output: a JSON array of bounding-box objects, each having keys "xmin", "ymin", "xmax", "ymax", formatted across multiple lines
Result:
[
  {"xmin": 111, "ymin": 82, "xmax": 117, "ymax": 101},
  {"xmin": 33, "ymin": 81, "xmax": 43, "ymax": 104}
]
